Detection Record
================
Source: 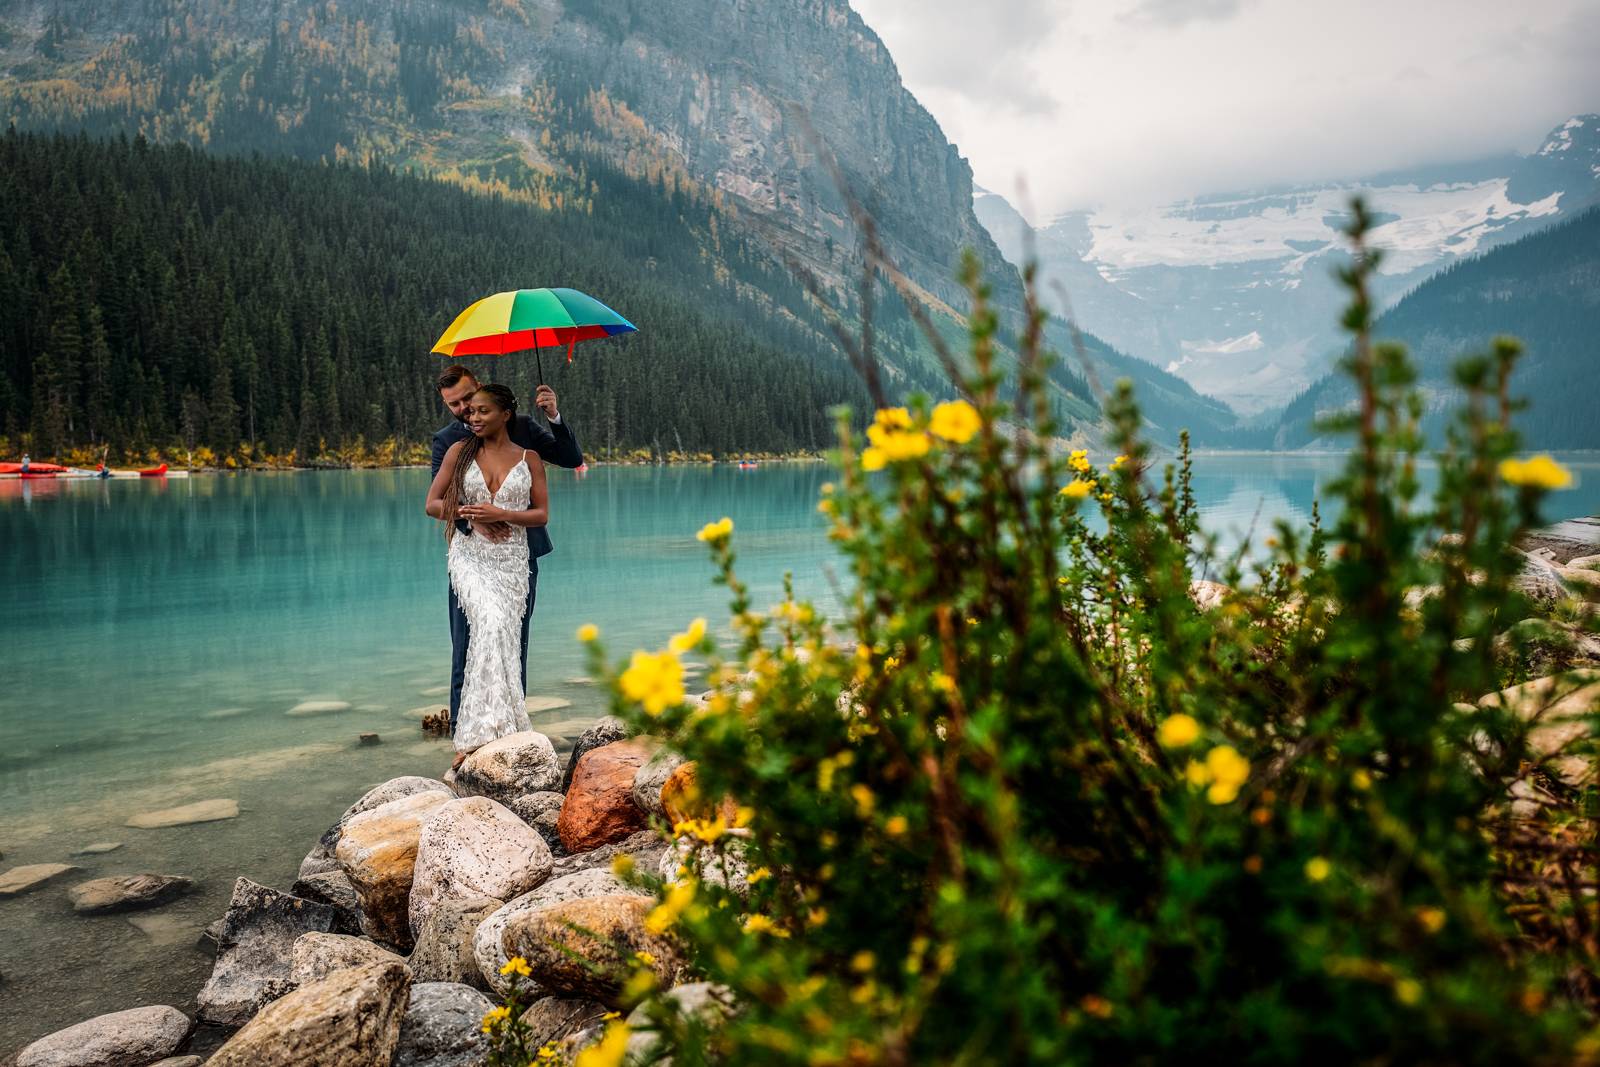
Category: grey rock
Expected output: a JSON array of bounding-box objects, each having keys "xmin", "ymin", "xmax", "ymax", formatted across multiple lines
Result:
[
  {"xmin": 659, "ymin": 836, "xmax": 751, "ymax": 898},
  {"xmin": 73, "ymin": 842, "xmax": 123, "ymax": 856},
  {"xmin": 0, "ymin": 863, "xmax": 79, "ymax": 897},
  {"xmin": 292, "ymin": 869, "xmax": 364, "ymax": 935},
  {"xmin": 196, "ymin": 877, "xmax": 338, "ymax": 1027},
  {"xmin": 407, "ymin": 896, "xmax": 501, "ymax": 990},
  {"xmin": 561, "ymin": 717, "xmax": 628, "ymax": 792},
  {"xmin": 150, "ymin": 1058, "xmax": 204, "ymax": 1067},
  {"xmin": 341, "ymin": 776, "xmax": 453, "ymax": 826},
  {"xmin": 474, "ymin": 869, "xmax": 649, "ymax": 996},
  {"xmin": 298, "ymin": 824, "xmax": 343, "ymax": 880},
  {"xmin": 551, "ymin": 830, "xmax": 666, "ymax": 881},
  {"xmin": 14, "ymin": 1005, "xmax": 193, "ymax": 1067},
  {"xmin": 290, "ymin": 932, "xmax": 406, "ymax": 987},
  {"xmin": 507, "ymin": 791, "xmax": 565, "ymax": 851},
  {"xmin": 69, "ymin": 873, "xmax": 194, "ymax": 914},
  {"xmin": 631, "ymin": 747, "xmax": 686, "ymax": 819},
  {"xmin": 394, "ymin": 982, "xmax": 493, "ymax": 1067},
  {"xmin": 408, "ymin": 797, "xmax": 552, "ymax": 939},
  {"xmin": 359, "ymin": 733, "xmax": 382, "ymax": 746},
  {"xmin": 455, "ymin": 732, "xmax": 563, "ymax": 804},
  {"xmin": 207, "ymin": 960, "xmax": 411, "ymax": 1067},
  {"xmin": 519, "ymin": 995, "xmax": 610, "ymax": 1049},
  {"xmin": 625, "ymin": 982, "xmax": 737, "ymax": 1066}
]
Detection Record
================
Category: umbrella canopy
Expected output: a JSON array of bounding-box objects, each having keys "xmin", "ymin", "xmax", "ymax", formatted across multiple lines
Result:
[{"xmin": 431, "ymin": 287, "xmax": 636, "ymax": 360}]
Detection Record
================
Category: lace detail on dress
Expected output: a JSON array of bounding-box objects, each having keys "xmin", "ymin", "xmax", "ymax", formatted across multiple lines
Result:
[{"xmin": 448, "ymin": 453, "xmax": 533, "ymax": 752}]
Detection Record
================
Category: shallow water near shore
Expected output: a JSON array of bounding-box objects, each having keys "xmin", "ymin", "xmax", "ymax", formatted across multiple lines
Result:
[{"xmin": 2, "ymin": 456, "xmax": 1597, "ymax": 1053}]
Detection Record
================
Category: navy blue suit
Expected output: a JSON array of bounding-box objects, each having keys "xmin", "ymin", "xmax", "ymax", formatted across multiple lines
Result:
[{"xmin": 431, "ymin": 414, "xmax": 583, "ymax": 731}]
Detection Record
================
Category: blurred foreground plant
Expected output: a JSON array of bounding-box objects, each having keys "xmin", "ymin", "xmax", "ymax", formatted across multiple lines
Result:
[{"xmin": 585, "ymin": 199, "xmax": 1595, "ymax": 1065}]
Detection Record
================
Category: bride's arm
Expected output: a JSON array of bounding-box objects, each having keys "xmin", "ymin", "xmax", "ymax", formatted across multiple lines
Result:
[{"xmin": 425, "ymin": 441, "xmax": 464, "ymax": 519}]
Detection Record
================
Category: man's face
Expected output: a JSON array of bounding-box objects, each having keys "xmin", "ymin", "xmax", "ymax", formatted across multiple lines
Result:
[{"xmin": 441, "ymin": 376, "xmax": 478, "ymax": 421}]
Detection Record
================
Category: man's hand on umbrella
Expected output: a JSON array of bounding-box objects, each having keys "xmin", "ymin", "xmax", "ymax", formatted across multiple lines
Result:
[{"xmin": 534, "ymin": 385, "xmax": 560, "ymax": 421}]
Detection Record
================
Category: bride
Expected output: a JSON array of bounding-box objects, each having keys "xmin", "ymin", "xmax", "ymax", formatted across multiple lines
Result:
[{"xmin": 425, "ymin": 383, "xmax": 549, "ymax": 767}]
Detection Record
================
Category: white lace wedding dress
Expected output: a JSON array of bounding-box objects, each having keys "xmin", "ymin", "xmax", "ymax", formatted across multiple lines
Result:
[{"xmin": 448, "ymin": 453, "xmax": 534, "ymax": 752}]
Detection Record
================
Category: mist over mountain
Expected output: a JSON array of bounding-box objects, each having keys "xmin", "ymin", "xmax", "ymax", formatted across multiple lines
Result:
[{"xmin": 977, "ymin": 115, "xmax": 1600, "ymax": 415}]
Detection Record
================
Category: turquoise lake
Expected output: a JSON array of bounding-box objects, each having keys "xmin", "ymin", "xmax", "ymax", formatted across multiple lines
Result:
[{"xmin": 2, "ymin": 456, "xmax": 1598, "ymax": 1053}]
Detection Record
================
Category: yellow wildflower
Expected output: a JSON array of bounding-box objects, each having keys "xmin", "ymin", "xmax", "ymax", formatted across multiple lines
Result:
[
  {"xmin": 874, "ymin": 407, "xmax": 913, "ymax": 430},
  {"xmin": 645, "ymin": 880, "xmax": 696, "ymax": 935},
  {"xmin": 747, "ymin": 866, "xmax": 772, "ymax": 885},
  {"xmin": 620, "ymin": 649, "xmax": 685, "ymax": 715},
  {"xmin": 928, "ymin": 399, "xmax": 981, "ymax": 444},
  {"xmin": 536, "ymin": 1044, "xmax": 559, "ymax": 1061},
  {"xmin": 1099, "ymin": 492, "xmax": 1114, "ymax": 504},
  {"xmin": 633, "ymin": 950, "xmax": 657, "ymax": 967},
  {"xmin": 1184, "ymin": 759, "xmax": 1212, "ymax": 788},
  {"xmin": 1351, "ymin": 769, "xmax": 1373, "ymax": 791},
  {"xmin": 864, "ymin": 422, "xmax": 932, "ymax": 465},
  {"xmin": 1059, "ymin": 479, "xmax": 1094, "ymax": 500},
  {"xmin": 850, "ymin": 950, "xmax": 876, "ymax": 972},
  {"xmin": 861, "ymin": 446, "xmax": 888, "ymax": 472},
  {"xmin": 601, "ymin": 1011, "xmax": 622, "ymax": 1021},
  {"xmin": 851, "ymin": 783, "xmax": 877, "ymax": 817},
  {"xmin": 735, "ymin": 805, "xmax": 755, "ymax": 827},
  {"xmin": 1415, "ymin": 906, "xmax": 1447, "ymax": 934},
  {"xmin": 1069, "ymin": 449, "xmax": 1092, "ymax": 473},
  {"xmin": 668, "ymin": 617, "xmax": 708, "ymax": 654},
  {"xmin": 576, "ymin": 623, "xmax": 600, "ymax": 643},
  {"xmin": 479, "ymin": 1005, "xmax": 510, "ymax": 1033},
  {"xmin": 885, "ymin": 815, "xmax": 909, "ymax": 837},
  {"xmin": 743, "ymin": 913, "xmax": 789, "ymax": 937},
  {"xmin": 1202, "ymin": 745, "xmax": 1250, "ymax": 805},
  {"xmin": 498, "ymin": 956, "xmax": 532, "ymax": 978},
  {"xmin": 1499, "ymin": 454, "xmax": 1573, "ymax": 490},
  {"xmin": 1305, "ymin": 856, "xmax": 1332, "ymax": 882},
  {"xmin": 1080, "ymin": 994, "xmax": 1114, "ymax": 1019},
  {"xmin": 807, "ymin": 907, "xmax": 829, "ymax": 927},
  {"xmin": 574, "ymin": 1021, "xmax": 632, "ymax": 1067},
  {"xmin": 611, "ymin": 854, "xmax": 635, "ymax": 879},
  {"xmin": 1394, "ymin": 978, "xmax": 1423, "ymax": 1006},
  {"xmin": 1157, "ymin": 713, "xmax": 1201, "ymax": 748},
  {"xmin": 1110, "ymin": 454, "xmax": 1129, "ymax": 470},
  {"xmin": 695, "ymin": 516, "xmax": 735, "ymax": 543}
]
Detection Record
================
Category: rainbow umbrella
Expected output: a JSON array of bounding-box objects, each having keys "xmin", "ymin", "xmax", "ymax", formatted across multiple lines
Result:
[{"xmin": 431, "ymin": 287, "xmax": 637, "ymax": 381}]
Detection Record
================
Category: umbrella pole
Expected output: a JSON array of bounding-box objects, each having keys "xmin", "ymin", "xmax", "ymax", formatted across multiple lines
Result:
[{"xmin": 535, "ymin": 342, "xmax": 545, "ymax": 387}]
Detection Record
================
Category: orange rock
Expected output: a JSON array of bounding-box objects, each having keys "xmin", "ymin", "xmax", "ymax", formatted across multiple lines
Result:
[
  {"xmin": 557, "ymin": 740, "xmax": 652, "ymax": 853},
  {"xmin": 660, "ymin": 762, "xmax": 739, "ymax": 827}
]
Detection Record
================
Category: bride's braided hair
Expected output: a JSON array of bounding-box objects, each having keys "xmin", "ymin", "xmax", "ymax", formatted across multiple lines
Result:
[{"xmin": 441, "ymin": 383, "xmax": 518, "ymax": 542}]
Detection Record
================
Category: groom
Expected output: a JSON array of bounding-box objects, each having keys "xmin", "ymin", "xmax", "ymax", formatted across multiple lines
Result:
[{"xmin": 431, "ymin": 364, "xmax": 585, "ymax": 735}]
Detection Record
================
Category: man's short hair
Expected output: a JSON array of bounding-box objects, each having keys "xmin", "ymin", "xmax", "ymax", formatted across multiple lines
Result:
[{"xmin": 437, "ymin": 364, "xmax": 477, "ymax": 391}]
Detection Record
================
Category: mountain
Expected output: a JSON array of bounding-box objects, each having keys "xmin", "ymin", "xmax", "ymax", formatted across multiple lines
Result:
[
  {"xmin": 977, "ymin": 115, "xmax": 1600, "ymax": 414},
  {"xmin": 1266, "ymin": 206, "xmax": 1600, "ymax": 451},
  {"xmin": 0, "ymin": 0, "xmax": 1242, "ymax": 448}
]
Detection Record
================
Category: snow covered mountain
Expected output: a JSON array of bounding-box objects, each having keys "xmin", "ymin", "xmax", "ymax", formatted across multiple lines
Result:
[{"xmin": 976, "ymin": 114, "xmax": 1600, "ymax": 413}]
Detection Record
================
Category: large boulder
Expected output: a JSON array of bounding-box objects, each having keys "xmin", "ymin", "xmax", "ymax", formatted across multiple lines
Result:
[
  {"xmin": 519, "ymin": 996, "xmax": 611, "ymax": 1049},
  {"xmin": 409, "ymin": 797, "xmax": 552, "ymax": 938},
  {"xmin": 290, "ymin": 932, "xmax": 407, "ymax": 987},
  {"xmin": 454, "ymin": 732, "xmax": 562, "ymax": 803},
  {"xmin": 1479, "ymin": 670, "xmax": 1600, "ymax": 784},
  {"xmin": 207, "ymin": 960, "xmax": 411, "ymax": 1067},
  {"xmin": 501, "ymin": 894, "xmax": 681, "ymax": 1004},
  {"xmin": 474, "ymin": 869, "xmax": 648, "ymax": 996},
  {"xmin": 408, "ymin": 896, "xmax": 501, "ymax": 990},
  {"xmin": 336, "ymin": 790, "xmax": 454, "ymax": 949},
  {"xmin": 393, "ymin": 982, "xmax": 493, "ymax": 1067},
  {"xmin": 561, "ymin": 717, "xmax": 629, "ymax": 791},
  {"xmin": 196, "ymin": 878, "xmax": 338, "ymax": 1026},
  {"xmin": 342, "ymin": 778, "xmax": 453, "ymax": 826},
  {"xmin": 69, "ymin": 874, "xmax": 193, "ymax": 914},
  {"xmin": 550, "ymin": 830, "xmax": 667, "ymax": 882},
  {"xmin": 291, "ymin": 870, "xmax": 364, "ymax": 935},
  {"xmin": 15, "ymin": 1005, "xmax": 193, "ymax": 1067},
  {"xmin": 660, "ymin": 762, "xmax": 738, "ymax": 826},
  {"xmin": 298, "ymin": 825, "xmax": 344, "ymax": 880},
  {"xmin": 558, "ymin": 740, "xmax": 652, "ymax": 853},
  {"xmin": 624, "ymin": 982, "xmax": 737, "ymax": 1066},
  {"xmin": 507, "ymin": 791, "xmax": 565, "ymax": 851},
  {"xmin": 659, "ymin": 835, "xmax": 751, "ymax": 898},
  {"xmin": 632, "ymin": 747, "xmax": 687, "ymax": 819}
]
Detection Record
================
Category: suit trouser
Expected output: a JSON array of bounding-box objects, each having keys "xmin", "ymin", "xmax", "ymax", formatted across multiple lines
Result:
[{"xmin": 448, "ymin": 559, "xmax": 538, "ymax": 734}]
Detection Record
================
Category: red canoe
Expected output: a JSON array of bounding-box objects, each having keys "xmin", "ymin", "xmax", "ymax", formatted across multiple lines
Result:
[
  {"xmin": 139, "ymin": 463, "xmax": 169, "ymax": 477},
  {"xmin": 1, "ymin": 461, "xmax": 69, "ymax": 474}
]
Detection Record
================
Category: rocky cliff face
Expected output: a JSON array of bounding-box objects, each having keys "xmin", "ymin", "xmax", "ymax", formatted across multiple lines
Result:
[{"xmin": 0, "ymin": 0, "xmax": 1017, "ymax": 321}]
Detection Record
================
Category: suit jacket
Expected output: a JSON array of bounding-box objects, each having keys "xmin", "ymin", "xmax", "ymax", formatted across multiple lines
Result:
[{"xmin": 431, "ymin": 414, "xmax": 583, "ymax": 559}]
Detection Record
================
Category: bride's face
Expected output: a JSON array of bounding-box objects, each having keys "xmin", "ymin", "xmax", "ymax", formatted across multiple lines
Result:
[{"xmin": 464, "ymin": 394, "xmax": 512, "ymax": 437}]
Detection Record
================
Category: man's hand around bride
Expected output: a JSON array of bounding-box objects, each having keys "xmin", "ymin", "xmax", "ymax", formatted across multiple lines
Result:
[{"xmin": 469, "ymin": 519, "xmax": 513, "ymax": 543}]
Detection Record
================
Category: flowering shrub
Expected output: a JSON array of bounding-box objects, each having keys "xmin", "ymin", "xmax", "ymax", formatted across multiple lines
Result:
[{"xmin": 584, "ymin": 201, "xmax": 1596, "ymax": 1064}]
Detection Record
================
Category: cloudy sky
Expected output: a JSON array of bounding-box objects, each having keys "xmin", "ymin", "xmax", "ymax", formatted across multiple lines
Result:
[{"xmin": 849, "ymin": 0, "xmax": 1600, "ymax": 219}]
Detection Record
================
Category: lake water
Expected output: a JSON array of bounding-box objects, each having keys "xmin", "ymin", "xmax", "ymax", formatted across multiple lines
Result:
[{"xmin": 2, "ymin": 455, "xmax": 1597, "ymax": 1053}]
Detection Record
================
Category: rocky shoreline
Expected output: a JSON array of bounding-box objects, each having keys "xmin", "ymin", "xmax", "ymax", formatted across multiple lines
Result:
[{"xmin": 6, "ymin": 720, "xmax": 710, "ymax": 1067}]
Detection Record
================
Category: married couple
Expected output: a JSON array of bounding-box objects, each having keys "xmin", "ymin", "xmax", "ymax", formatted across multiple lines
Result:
[{"xmin": 425, "ymin": 365, "xmax": 584, "ymax": 767}]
